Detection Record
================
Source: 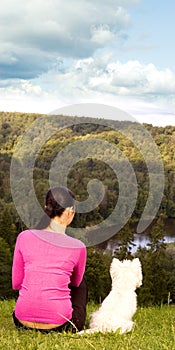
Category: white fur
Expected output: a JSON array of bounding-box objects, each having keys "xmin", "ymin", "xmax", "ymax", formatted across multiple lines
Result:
[{"xmin": 80, "ymin": 257, "xmax": 142, "ymax": 334}]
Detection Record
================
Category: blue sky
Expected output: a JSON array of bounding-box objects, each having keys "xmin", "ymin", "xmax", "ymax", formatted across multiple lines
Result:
[{"xmin": 0, "ymin": 0, "xmax": 175, "ymax": 126}]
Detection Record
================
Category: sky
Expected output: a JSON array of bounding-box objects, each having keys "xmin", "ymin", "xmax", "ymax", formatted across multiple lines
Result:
[{"xmin": 0, "ymin": 0, "xmax": 175, "ymax": 126}]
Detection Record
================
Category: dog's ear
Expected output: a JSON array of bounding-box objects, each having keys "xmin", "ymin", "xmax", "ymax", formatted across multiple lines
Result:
[
  {"xmin": 112, "ymin": 258, "xmax": 121, "ymax": 264},
  {"xmin": 110, "ymin": 258, "xmax": 121, "ymax": 279},
  {"xmin": 132, "ymin": 258, "xmax": 141, "ymax": 266},
  {"xmin": 111, "ymin": 258, "xmax": 122, "ymax": 269},
  {"xmin": 131, "ymin": 258, "xmax": 142, "ymax": 272},
  {"xmin": 132, "ymin": 258, "xmax": 143, "ymax": 286}
]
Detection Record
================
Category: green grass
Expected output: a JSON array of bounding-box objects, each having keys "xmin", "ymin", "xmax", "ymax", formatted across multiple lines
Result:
[{"xmin": 0, "ymin": 300, "xmax": 175, "ymax": 350}]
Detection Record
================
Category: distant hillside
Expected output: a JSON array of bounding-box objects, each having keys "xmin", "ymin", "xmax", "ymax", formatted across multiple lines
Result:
[
  {"xmin": 0, "ymin": 111, "xmax": 175, "ymax": 226},
  {"xmin": 0, "ymin": 111, "xmax": 175, "ymax": 247},
  {"xmin": 1, "ymin": 111, "xmax": 175, "ymax": 302}
]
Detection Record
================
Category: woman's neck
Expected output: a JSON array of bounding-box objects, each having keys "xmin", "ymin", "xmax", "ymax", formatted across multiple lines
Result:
[{"xmin": 46, "ymin": 218, "xmax": 66, "ymax": 234}]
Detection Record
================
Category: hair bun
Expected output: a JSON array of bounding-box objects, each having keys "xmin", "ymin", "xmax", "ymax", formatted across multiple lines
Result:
[
  {"xmin": 44, "ymin": 204, "xmax": 53, "ymax": 216},
  {"xmin": 45, "ymin": 186, "xmax": 75, "ymax": 218}
]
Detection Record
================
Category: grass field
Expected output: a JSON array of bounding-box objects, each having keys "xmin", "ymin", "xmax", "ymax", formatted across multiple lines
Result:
[{"xmin": 0, "ymin": 300, "xmax": 175, "ymax": 350}]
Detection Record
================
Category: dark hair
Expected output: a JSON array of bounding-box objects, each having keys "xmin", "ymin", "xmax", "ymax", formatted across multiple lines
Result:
[{"xmin": 35, "ymin": 186, "xmax": 75, "ymax": 229}]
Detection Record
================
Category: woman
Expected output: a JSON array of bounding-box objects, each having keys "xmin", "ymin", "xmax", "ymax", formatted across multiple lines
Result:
[{"xmin": 12, "ymin": 186, "xmax": 87, "ymax": 333}]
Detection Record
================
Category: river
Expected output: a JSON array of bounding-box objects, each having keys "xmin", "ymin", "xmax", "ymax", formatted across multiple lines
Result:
[{"xmin": 105, "ymin": 218, "xmax": 175, "ymax": 253}]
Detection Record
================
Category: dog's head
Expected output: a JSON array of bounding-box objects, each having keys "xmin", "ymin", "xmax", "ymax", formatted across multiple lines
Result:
[{"xmin": 110, "ymin": 258, "xmax": 142, "ymax": 290}]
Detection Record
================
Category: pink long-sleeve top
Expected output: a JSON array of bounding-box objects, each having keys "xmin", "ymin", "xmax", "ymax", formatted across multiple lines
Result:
[{"xmin": 12, "ymin": 229, "xmax": 86, "ymax": 325}]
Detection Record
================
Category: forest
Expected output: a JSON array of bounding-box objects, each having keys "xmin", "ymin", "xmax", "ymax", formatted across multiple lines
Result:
[{"xmin": 0, "ymin": 111, "xmax": 175, "ymax": 306}]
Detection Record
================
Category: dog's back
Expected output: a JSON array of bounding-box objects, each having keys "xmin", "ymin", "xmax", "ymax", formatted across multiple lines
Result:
[{"xmin": 88, "ymin": 258, "xmax": 142, "ymax": 334}]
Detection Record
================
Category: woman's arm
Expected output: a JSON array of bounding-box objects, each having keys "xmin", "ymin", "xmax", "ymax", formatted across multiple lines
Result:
[
  {"xmin": 70, "ymin": 246, "xmax": 86, "ymax": 287},
  {"xmin": 12, "ymin": 235, "xmax": 25, "ymax": 290}
]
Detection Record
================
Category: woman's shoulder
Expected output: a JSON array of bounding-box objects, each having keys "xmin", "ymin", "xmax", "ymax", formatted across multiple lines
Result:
[
  {"xmin": 16, "ymin": 229, "xmax": 31, "ymax": 239},
  {"xmin": 15, "ymin": 229, "xmax": 37, "ymax": 244},
  {"xmin": 64, "ymin": 234, "xmax": 86, "ymax": 249},
  {"xmin": 20, "ymin": 229, "xmax": 86, "ymax": 250}
]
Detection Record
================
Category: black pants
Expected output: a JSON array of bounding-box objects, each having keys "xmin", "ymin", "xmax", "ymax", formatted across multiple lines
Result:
[{"xmin": 13, "ymin": 278, "xmax": 88, "ymax": 333}]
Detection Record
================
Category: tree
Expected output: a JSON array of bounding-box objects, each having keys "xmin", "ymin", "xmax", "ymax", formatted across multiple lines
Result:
[
  {"xmin": 164, "ymin": 244, "xmax": 175, "ymax": 303},
  {"xmin": 0, "ymin": 207, "xmax": 17, "ymax": 252},
  {"xmin": 136, "ymin": 215, "xmax": 168, "ymax": 305},
  {"xmin": 84, "ymin": 248, "xmax": 112, "ymax": 303},
  {"xmin": 113, "ymin": 223, "xmax": 135, "ymax": 260},
  {"xmin": 0, "ymin": 237, "xmax": 14, "ymax": 298}
]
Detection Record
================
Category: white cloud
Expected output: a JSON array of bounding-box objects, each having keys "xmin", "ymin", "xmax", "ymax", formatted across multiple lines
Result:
[
  {"xmin": 0, "ymin": 0, "xmax": 175, "ymax": 127},
  {"xmin": 83, "ymin": 59, "xmax": 175, "ymax": 98},
  {"xmin": 91, "ymin": 25, "xmax": 114, "ymax": 45},
  {"xmin": 0, "ymin": 0, "xmax": 137, "ymax": 79},
  {"xmin": 1, "ymin": 56, "xmax": 175, "ymax": 127},
  {"xmin": 2, "ymin": 56, "xmax": 175, "ymax": 104}
]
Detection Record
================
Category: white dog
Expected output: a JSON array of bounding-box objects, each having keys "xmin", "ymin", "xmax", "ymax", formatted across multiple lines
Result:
[{"xmin": 80, "ymin": 257, "xmax": 142, "ymax": 334}]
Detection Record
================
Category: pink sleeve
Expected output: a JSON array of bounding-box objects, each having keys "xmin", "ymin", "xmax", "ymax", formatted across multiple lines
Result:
[
  {"xmin": 12, "ymin": 235, "xmax": 24, "ymax": 290},
  {"xmin": 70, "ymin": 246, "xmax": 86, "ymax": 287}
]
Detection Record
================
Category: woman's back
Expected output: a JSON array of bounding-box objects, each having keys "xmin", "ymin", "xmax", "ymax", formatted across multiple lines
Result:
[{"xmin": 12, "ymin": 229, "xmax": 86, "ymax": 325}]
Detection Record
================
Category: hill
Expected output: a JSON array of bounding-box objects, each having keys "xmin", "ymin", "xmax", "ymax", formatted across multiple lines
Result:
[{"xmin": 1, "ymin": 111, "xmax": 175, "ymax": 304}]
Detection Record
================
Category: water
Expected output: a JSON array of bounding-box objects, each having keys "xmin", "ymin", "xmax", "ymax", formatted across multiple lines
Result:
[
  {"xmin": 132, "ymin": 232, "xmax": 175, "ymax": 253},
  {"xmin": 106, "ymin": 218, "xmax": 175, "ymax": 253}
]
